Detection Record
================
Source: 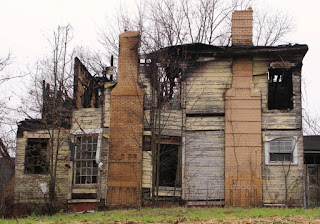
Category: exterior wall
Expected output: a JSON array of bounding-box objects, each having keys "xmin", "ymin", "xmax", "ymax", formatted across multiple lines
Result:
[
  {"xmin": 253, "ymin": 59, "xmax": 303, "ymax": 129},
  {"xmin": 70, "ymin": 107, "xmax": 109, "ymax": 202},
  {"xmin": 253, "ymin": 58, "xmax": 304, "ymax": 206},
  {"xmin": 185, "ymin": 60, "xmax": 232, "ymax": 114},
  {"xmin": 262, "ymin": 130, "xmax": 304, "ymax": 206},
  {"xmin": 184, "ymin": 131, "xmax": 224, "ymax": 204},
  {"xmin": 14, "ymin": 129, "xmax": 70, "ymax": 204},
  {"xmin": 103, "ymin": 83, "xmax": 113, "ymax": 128},
  {"xmin": 72, "ymin": 108, "xmax": 102, "ymax": 130},
  {"xmin": 182, "ymin": 59, "xmax": 231, "ymax": 204},
  {"xmin": 142, "ymin": 151, "xmax": 152, "ymax": 189}
]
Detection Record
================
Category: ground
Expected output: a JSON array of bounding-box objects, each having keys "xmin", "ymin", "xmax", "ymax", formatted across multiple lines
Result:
[{"xmin": 2, "ymin": 207, "xmax": 320, "ymax": 223}]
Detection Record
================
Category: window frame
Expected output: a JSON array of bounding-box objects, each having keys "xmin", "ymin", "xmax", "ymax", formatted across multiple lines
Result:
[
  {"xmin": 70, "ymin": 128, "xmax": 102, "ymax": 187},
  {"xmin": 267, "ymin": 68, "xmax": 294, "ymax": 110},
  {"xmin": 73, "ymin": 134, "xmax": 99, "ymax": 185},
  {"xmin": 265, "ymin": 136, "xmax": 298, "ymax": 165}
]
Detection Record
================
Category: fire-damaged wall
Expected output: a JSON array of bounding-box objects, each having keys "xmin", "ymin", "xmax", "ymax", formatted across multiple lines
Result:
[{"xmin": 107, "ymin": 31, "xmax": 143, "ymax": 207}]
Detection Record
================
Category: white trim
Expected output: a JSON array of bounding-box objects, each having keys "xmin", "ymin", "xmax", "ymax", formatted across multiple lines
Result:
[
  {"xmin": 70, "ymin": 128, "xmax": 103, "ymax": 135},
  {"xmin": 71, "ymin": 128, "xmax": 103, "ymax": 165},
  {"xmin": 96, "ymin": 134, "xmax": 102, "ymax": 164}
]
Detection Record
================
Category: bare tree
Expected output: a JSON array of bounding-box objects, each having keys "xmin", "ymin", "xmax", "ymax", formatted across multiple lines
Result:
[
  {"xmin": 19, "ymin": 25, "xmax": 74, "ymax": 211},
  {"xmin": 99, "ymin": 0, "xmax": 294, "ymax": 60},
  {"xmin": 253, "ymin": 8, "xmax": 294, "ymax": 46},
  {"xmin": 0, "ymin": 53, "xmax": 13, "ymax": 82},
  {"xmin": 0, "ymin": 53, "xmax": 16, "ymax": 217},
  {"xmin": 0, "ymin": 52, "xmax": 17, "ymax": 158},
  {"xmin": 303, "ymin": 109, "xmax": 320, "ymax": 135}
]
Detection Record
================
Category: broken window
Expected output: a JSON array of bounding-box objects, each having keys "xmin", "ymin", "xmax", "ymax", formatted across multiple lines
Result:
[
  {"xmin": 142, "ymin": 57, "xmax": 183, "ymax": 110},
  {"xmin": 158, "ymin": 143, "xmax": 181, "ymax": 187},
  {"xmin": 268, "ymin": 69, "xmax": 293, "ymax": 110},
  {"xmin": 24, "ymin": 138, "xmax": 49, "ymax": 174},
  {"xmin": 159, "ymin": 66, "xmax": 181, "ymax": 110},
  {"xmin": 265, "ymin": 137, "xmax": 297, "ymax": 164},
  {"xmin": 74, "ymin": 135, "xmax": 98, "ymax": 184}
]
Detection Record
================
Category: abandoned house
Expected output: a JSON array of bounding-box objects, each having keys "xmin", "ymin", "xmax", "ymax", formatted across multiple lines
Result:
[{"xmin": 14, "ymin": 8, "xmax": 310, "ymax": 210}]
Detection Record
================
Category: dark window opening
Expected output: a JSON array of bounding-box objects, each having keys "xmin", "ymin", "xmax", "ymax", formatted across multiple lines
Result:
[
  {"xmin": 142, "ymin": 57, "xmax": 183, "ymax": 110},
  {"xmin": 158, "ymin": 144, "xmax": 181, "ymax": 187},
  {"xmin": 268, "ymin": 69, "xmax": 293, "ymax": 110},
  {"xmin": 160, "ymin": 67, "xmax": 181, "ymax": 110},
  {"xmin": 74, "ymin": 135, "xmax": 98, "ymax": 184},
  {"xmin": 270, "ymin": 153, "xmax": 293, "ymax": 162},
  {"xmin": 71, "ymin": 193, "xmax": 97, "ymax": 199},
  {"xmin": 269, "ymin": 138, "xmax": 294, "ymax": 162},
  {"xmin": 25, "ymin": 138, "xmax": 49, "ymax": 174}
]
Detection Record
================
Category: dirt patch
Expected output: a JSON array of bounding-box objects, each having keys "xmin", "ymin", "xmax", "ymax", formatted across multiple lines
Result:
[{"xmin": 176, "ymin": 216, "xmax": 320, "ymax": 224}]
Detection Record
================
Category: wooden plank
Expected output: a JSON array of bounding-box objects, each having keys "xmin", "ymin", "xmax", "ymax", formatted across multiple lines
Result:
[
  {"xmin": 262, "ymin": 112, "xmax": 299, "ymax": 129},
  {"xmin": 142, "ymin": 151, "xmax": 152, "ymax": 188},
  {"xmin": 186, "ymin": 116, "xmax": 224, "ymax": 131},
  {"xmin": 184, "ymin": 131, "xmax": 224, "ymax": 201},
  {"xmin": 72, "ymin": 108, "xmax": 102, "ymax": 130}
]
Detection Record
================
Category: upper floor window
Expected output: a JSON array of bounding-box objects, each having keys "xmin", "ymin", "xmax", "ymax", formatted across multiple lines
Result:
[
  {"xmin": 25, "ymin": 138, "xmax": 49, "ymax": 174},
  {"xmin": 268, "ymin": 69, "xmax": 293, "ymax": 110}
]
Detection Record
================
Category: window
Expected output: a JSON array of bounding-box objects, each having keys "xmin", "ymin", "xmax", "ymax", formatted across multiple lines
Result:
[
  {"xmin": 74, "ymin": 135, "xmax": 98, "ymax": 184},
  {"xmin": 265, "ymin": 137, "xmax": 297, "ymax": 165},
  {"xmin": 268, "ymin": 69, "xmax": 293, "ymax": 110},
  {"xmin": 25, "ymin": 138, "xmax": 49, "ymax": 174},
  {"xmin": 158, "ymin": 143, "xmax": 181, "ymax": 187}
]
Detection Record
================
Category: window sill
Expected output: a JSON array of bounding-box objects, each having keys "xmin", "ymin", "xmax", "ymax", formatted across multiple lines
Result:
[
  {"xmin": 23, "ymin": 173, "xmax": 49, "ymax": 176},
  {"xmin": 266, "ymin": 162, "xmax": 298, "ymax": 166},
  {"xmin": 68, "ymin": 199, "xmax": 100, "ymax": 203}
]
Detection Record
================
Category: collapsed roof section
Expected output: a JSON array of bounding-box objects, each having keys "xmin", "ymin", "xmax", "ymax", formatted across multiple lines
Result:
[{"xmin": 73, "ymin": 57, "xmax": 114, "ymax": 109}]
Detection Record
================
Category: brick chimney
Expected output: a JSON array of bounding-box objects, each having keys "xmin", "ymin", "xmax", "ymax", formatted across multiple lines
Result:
[
  {"xmin": 225, "ymin": 8, "xmax": 262, "ymax": 206},
  {"xmin": 107, "ymin": 31, "xmax": 143, "ymax": 208},
  {"xmin": 232, "ymin": 8, "xmax": 253, "ymax": 45}
]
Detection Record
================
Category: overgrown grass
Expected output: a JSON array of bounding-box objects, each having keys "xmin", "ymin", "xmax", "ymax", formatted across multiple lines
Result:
[{"xmin": 2, "ymin": 207, "xmax": 320, "ymax": 223}]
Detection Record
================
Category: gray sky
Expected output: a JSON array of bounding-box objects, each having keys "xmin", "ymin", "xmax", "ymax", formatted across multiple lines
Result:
[{"xmin": 0, "ymin": 0, "xmax": 319, "ymax": 130}]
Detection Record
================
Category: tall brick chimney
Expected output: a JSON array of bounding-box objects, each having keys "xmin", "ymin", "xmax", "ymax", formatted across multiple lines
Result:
[
  {"xmin": 107, "ymin": 31, "xmax": 143, "ymax": 208},
  {"xmin": 225, "ymin": 8, "xmax": 262, "ymax": 206},
  {"xmin": 232, "ymin": 8, "xmax": 253, "ymax": 45}
]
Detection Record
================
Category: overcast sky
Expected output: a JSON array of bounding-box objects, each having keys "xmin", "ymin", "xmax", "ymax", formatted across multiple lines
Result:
[{"xmin": 0, "ymin": 0, "xmax": 319, "ymax": 129}]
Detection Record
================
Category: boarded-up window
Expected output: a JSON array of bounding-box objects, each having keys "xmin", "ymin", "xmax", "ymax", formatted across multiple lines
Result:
[
  {"xmin": 74, "ymin": 135, "xmax": 98, "ymax": 184},
  {"xmin": 25, "ymin": 138, "xmax": 49, "ymax": 174},
  {"xmin": 268, "ymin": 69, "xmax": 293, "ymax": 110}
]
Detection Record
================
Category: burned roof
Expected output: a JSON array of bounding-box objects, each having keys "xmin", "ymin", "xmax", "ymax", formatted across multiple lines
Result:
[
  {"xmin": 17, "ymin": 118, "xmax": 71, "ymax": 138},
  {"xmin": 17, "ymin": 119, "xmax": 45, "ymax": 138},
  {"xmin": 151, "ymin": 43, "xmax": 308, "ymax": 59},
  {"xmin": 304, "ymin": 136, "xmax": 320, "ymax": 164}
]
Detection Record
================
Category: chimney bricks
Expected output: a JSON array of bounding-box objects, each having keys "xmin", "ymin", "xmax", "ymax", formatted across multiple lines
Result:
[{"xmin": 232, "ymin": 8, "xmax": 253, "ymax": 45}]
